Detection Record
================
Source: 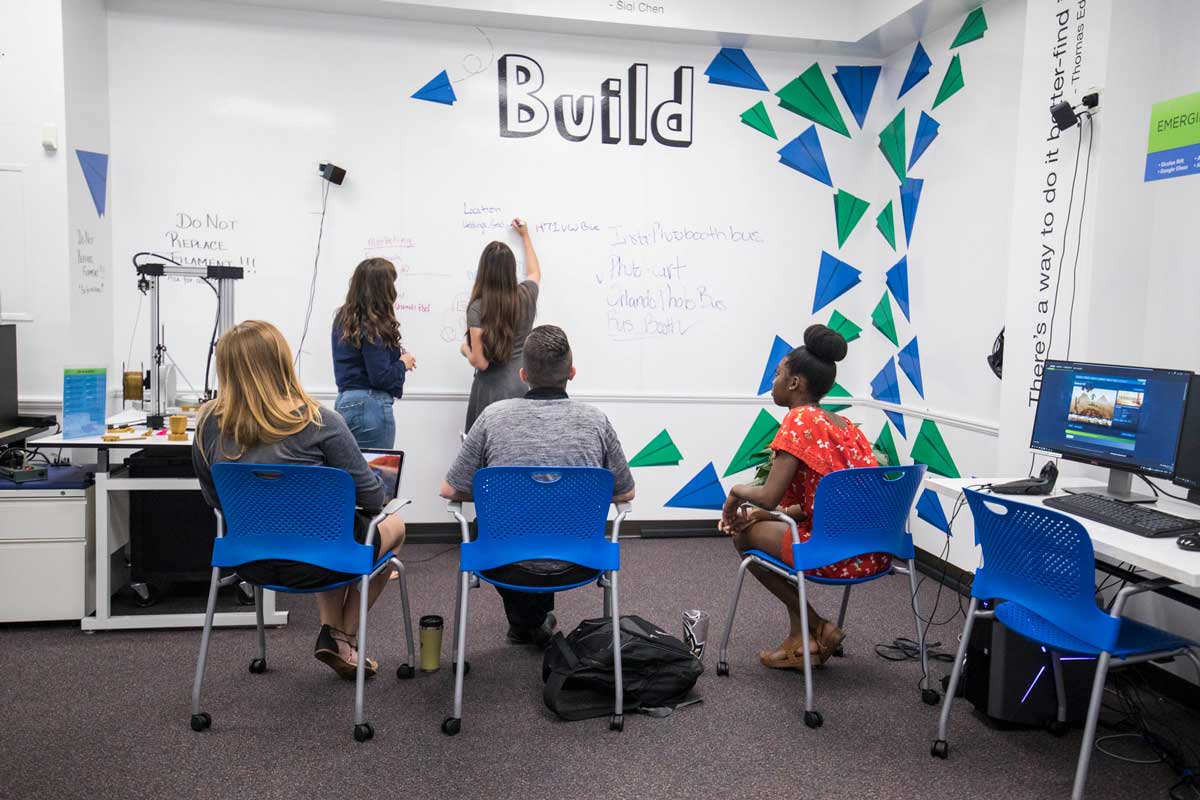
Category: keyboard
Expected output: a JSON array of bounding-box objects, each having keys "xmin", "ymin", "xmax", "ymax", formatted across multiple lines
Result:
[{"xmin": 1043, "ymin": 492, "xmax": 1200, "ymax": 538}]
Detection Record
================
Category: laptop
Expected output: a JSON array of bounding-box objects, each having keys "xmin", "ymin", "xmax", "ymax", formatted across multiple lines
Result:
[{"xmin": 361, "ymin": 448, "xmax": 404, "ymax": 500}]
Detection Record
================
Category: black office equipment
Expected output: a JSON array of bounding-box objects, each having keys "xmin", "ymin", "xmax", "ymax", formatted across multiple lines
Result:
[
  {"xmin": 1029, "ymin": 360, "xmax": 1192, "ymax": 503},
  {"xmin": 127, "ymin": 448, "xmax": 218, "ymax": 606},
  {"xmin": 0, "ymin": 325, "xmax": 16, "ymax": 430},
  {"xmin": 962, "ymin": 606, "xmax": 1095, "ymax": 729},
  {"xmin": 1173, "ymin": 376, "xmax": 1200, "ymax": 550},
  {"xmin": 992, "ymin": 461, "xmax": 1058, "ymax": 495},
  {"xmin": 1044, "ymin": 492, "xmax": 1200, "ymax": 538}
]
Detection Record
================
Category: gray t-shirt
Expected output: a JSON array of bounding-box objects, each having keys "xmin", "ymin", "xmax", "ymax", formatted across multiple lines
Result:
[
  {"xmin": 445, "ymin": 392, "xmax": 635, "ymax": 497},
  {"xmin": 192, "ymin": 406, "xmax": 386, "ymax": 513},
  {"xmin": 465, "ymin": 279, "xmax": 539, "ymax": 368}
]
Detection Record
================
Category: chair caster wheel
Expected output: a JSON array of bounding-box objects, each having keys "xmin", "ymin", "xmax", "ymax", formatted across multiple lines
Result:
[
  {"xmin": 921, "ymin": 688, "xmax": 940, "ymax": 706},
  {"xmin": 803, "ymin": 710, "xmax": 823, "ymax": 729},
  {"xmin": 396, "ymin": 664, "xmax": 415, "ymax": 680},
  {"xmin": 931, "ymin": 739, "xmax": 949, "ymax": 759},
  {"xmin": 452, "ymin": 660, "xmax": 471, "ymax": 676},
  {"xmin": 1046, "ymin": 719, "xmax": 1069, "ymax": 737},
  {"xmin": 715, "ymin": 662, "xmax": 729, "ymax": 677},
  {"xmin": 833, "ymin": 644, "xmax": 844, "ymax": 658},
  {"xmin": 609, "ymin": 714, "xmax": 624, "ymax": 732},
  {"xmin": 353, "ymin": 722, "xmax": 374, "ymax": 742},
  {"xmin": 190, "ymin": 712, "xmax": 211, "ymax": 732},
  {"xmin": 441, "ymin": 717, "xmax": 461, "ymax": 736},
  {"xmin": 249, "ymin": 658, "xmax": 266, "ymax": 674}
]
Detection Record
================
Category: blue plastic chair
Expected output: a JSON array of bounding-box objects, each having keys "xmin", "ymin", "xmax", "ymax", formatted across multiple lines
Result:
[
  {"xmin": 933, "ymin": 490, "xmax": 1200, "ymax": 799},
  {"xmin": 189, "ymin": 463, "xmax": 415, "ymax": 743},
  {"xmin": 716, "ymin": 465, "xmax": 930, "ymax": 728},
  {"xmin": 442, "ymin": 466, "xmax": 631, "ymax": 736}
]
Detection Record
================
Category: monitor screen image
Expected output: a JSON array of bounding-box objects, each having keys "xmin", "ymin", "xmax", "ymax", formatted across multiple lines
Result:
[
  {"xmin": 361, "ymin": 450, "xmax": 404, "ymax": 500},
  {"xmin": 1030, "ymin": 360, "xmax": 1192, "ymax": 478}
]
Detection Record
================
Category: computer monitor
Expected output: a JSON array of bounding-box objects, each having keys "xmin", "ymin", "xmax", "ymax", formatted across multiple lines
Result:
[
  {"xmin": 1029, "ymin": 360, "xmax": 1193, "ymax": 503},
  {"xmin": 1172, "ymin": 374, "xmax": 1200, "ymax": 505}
]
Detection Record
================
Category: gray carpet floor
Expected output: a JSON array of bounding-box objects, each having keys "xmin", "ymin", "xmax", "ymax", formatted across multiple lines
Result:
[{"xmin": 1, "ymin": 537, "xmax": 1197, "ymax": 800}]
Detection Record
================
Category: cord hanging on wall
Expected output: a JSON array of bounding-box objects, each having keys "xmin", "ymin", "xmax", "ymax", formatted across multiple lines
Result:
[{"xmin": 295, "ymin": 163, "xmax": 347, "ymax": 375}]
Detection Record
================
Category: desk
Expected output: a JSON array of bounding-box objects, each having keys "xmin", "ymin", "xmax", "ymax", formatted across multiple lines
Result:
[
  {"xmin": 35, "ymin": 431, "xmax": 288, "ymax": 631},
  {"xmin": 923, "ymin": 476, "xmax": 1200, "ymax": 590}
]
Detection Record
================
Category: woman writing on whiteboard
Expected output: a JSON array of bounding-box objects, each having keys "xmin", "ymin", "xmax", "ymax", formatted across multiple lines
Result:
[
  {"xmin": 719, "ymin": 325, "xmax": 884, "ymax": 670},
  {"xmin": 332, "ymin": 258, "xmax": 416, "ymax": 449},
  {"xmin": 460, "ymin": 219, "xmax": 541, "ymax": 432}
]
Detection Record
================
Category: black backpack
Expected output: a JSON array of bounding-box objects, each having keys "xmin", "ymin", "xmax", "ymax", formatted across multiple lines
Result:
[{"xmin": 542, "ymin": 615, "xmax": 703, "ymax": 720}]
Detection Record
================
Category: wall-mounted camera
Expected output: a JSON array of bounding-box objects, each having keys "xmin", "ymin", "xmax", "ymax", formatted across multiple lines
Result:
[{"xmin": 1051, "ymin": 89, "xmax": 1101, "ymax": 131}]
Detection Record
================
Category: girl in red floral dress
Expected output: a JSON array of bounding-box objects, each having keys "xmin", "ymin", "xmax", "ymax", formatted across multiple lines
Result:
[{"xmin": 720, "ymin": 325, "xmax": 885, "ymax": 670}]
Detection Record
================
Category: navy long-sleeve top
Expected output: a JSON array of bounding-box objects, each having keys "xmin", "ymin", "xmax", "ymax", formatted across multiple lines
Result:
[{"xmin": 332, "ymin": 321, "xmax": 407, "ymax": 398}]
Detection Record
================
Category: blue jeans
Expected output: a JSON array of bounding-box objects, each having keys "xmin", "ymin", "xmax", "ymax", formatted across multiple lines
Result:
[{"xmin": 335, "ymin": 389, "xmax": 395, "ymax": 450}]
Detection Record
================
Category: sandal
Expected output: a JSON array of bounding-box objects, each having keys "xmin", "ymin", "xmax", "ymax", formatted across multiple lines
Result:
[
  {"xmin": 812, "ymin": 620, "xmax": 846, "ymax": 665},
  {"xmin": 758, "ymin": 634, "xmax": 821, "ymax": 670},
  {"xmin": 314, "ymin": 625, "xmax": 379, "ymax": 680}
]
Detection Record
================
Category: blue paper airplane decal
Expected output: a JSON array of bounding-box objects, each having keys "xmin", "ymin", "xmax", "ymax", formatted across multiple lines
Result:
[
  {"xmin": 757, "ymin": 335, "xmax": 794, "ymax": 395},
  {"xmin": 898, "ymin": 42, "xmax": 932, "ymax": 99},
  {"xmin": 704, "ymin": 48, "xmax": 768, "ymax": 91},
  {"xmin": 665, "ymin": 462, "xmax": 727, "ymax": 511},
  {"xmin": 908, "ymin": 111, "xmax": 941, "ymax": 169},
  {"xmin": 412, "ymin": 70, "xmax": 457, "ymax": 105},
  {"xmin": 778, "ymin": 125, "xmax": 832, "ymax": 186},
  {"xmin": 812, "ymin": 252, "xmax": 862, "ymax": 313},
  {"xmin": 832, "ymin": 65, "xmax": 881, "ymax": 129},
  {"xmin": 75, "ymin": 150, "xmax": 108, "ymax": 217},
  {"xmin": 916, "ymin": 488, "xmax": 951, "ymax": 534},
  {"xmin": 900, "ymin": 177, "xmax": 923, "ymax": 245},
  {"xmin": 886, "ymin": 410, "xmax": 908, "ymax": 439},
  {"xmin": 886, "ymin": 256, "xmax": 911, "ymax": 321},
  {"xmin": 871, "ymin": 358, "xmax": 901, "ymax": 406},
  {"xmin": 898, "ymin": 336, "xmax": 924, "ymax": 398}
]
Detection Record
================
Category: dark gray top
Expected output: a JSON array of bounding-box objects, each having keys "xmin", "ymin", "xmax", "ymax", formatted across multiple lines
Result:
[
  {"xmin": 192, "ymin": 406, "xmax": 385, "ymax": 513},
  {"xmin": 446, "ymin": 393, "xmax": 635, "ymax": 497},
  {"xmin": 465, "ymin": 279, "xmax": 540, "ymax": 367}
]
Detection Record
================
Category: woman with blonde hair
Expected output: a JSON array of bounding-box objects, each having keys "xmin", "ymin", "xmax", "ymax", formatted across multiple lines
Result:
[
  {"xmin": 192, "ymin": 320, "xmax": 406, "ymax": 679},
  {"xmin": 461, "ymin": 219, "xmax": 541, "ymax": 431}
]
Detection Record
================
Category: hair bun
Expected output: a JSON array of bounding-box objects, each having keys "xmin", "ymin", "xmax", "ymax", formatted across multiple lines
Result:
[{"xmin": 803, "ymin": 324, "xmax": 848, "ymax": 363}]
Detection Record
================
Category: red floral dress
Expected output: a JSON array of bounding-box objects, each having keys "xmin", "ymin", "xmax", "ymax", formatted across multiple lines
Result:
[{"xmin": 770, "ymin": 405, "xmax": 891, "ymax": 579}]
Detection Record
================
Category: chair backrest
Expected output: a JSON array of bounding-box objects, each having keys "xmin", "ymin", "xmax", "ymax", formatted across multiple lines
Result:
[
  {"xmin": 964, "ymin": 489, "xmax": 1119, "ymax": 652},
  {"xmin": 462, "ymin": 466, "xmax": 619, "ymax": 573},
  {"xmin": 792, "ymin": 465, "xmax": 926, "ymax": 571},
  {"xmin": 210, "ymin": 463, "xmax": 375, "ymax": 576}
]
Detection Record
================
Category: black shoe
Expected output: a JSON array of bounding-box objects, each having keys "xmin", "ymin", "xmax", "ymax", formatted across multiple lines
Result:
[
  {"xmin": 507, "ymin": 612, "xmax": 557, "ymax": 647},
  {"xmin": 314, "ymin": 624, "xmax": 378, "ymax": 680}
]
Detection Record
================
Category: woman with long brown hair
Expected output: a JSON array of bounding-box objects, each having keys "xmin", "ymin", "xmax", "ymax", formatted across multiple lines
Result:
[
  {"xmin": 461, "ymin": 219, "xmax": 542, "ymax": 431},
  {"xmin": 332, "ymin": 258, "xmax": 417, "ymax": 449},
  {"xmin": 192, "ymin": 320, "xmax": 407, "ymax": 679}
]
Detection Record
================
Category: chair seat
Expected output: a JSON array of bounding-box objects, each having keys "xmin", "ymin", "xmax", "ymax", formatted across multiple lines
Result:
[
  {"xmin": 744, "ymin": 549, "xmax": 893, "ymax": 586},
  {"xmin": 995, "ymin": 601, "xmax": 1194, "ymax": 658},
  {"xmin": 253, "ymin": 551, "xmax": 395, "ymax": 595}
]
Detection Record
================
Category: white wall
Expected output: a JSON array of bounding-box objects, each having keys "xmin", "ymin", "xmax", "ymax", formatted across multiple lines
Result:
[
  {"xmin": 63, "ymin": 0, "xmax": 114, "ymax": 374},
  {"xmin": 0, "ymin": 1, "xmax": 72, "ymax": 402}
]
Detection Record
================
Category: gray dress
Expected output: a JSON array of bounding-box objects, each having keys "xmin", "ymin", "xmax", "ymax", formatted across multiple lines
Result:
[{"xmin": 464, "ymin": 280, "xmax": 539, "ymax": 431}]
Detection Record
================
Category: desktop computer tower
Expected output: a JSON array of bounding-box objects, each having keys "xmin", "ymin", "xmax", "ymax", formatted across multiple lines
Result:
[
  {"xmin": 127, "ymin": 448, "xmax": 217, "ymax": 594},
  {"xmin": 962, "ymin": 603, "xmax": 1097, "ymax": 728}
]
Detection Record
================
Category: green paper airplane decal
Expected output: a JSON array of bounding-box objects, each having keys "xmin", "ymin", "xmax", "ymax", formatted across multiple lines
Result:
[
  {"xmin": 629, "ymin": 429, "xmax": 684, "ymax": 467},
  {"xmin": 933, "ymin": 55, "xmax": 965, "ymax": 109},
  {"xmin": 724, "ymin": 409, "xmax": 780, "ymax": 477},
  {"xmin": 874, "ymin": 421, "xmax": 900, "ymax": 467},
  {"xmin": 828, "ymin": 310, "xmax": 862, "ymax": 343},
  {"xmin": 911, "ymin": 419, "xmax": 961, "ymax": 478},
  {"xmin": 834, "ymin": 190, "xmax": 869, "ymax": 248},
  {"xmin": 876, "ymin": 201, "xmax": 897, "ymax": 250},
  {"xmin": 871, "ymin": 291, "xmax": 899, "ymax": 346},
  {"xmin": 951, "ymin": 7, "xmax": 988, "ymax": 48},
  {"xmin": 740, "ymin": 101, "xmax": 778, "ymax": 139},
  {"xmin": 821, "ymin": 382, "xmax": 853, "ymax": 413},
  {"xmin": 878, "ymin": 109, "xmax": 907, "ymax": 182},
  {"xmin": 776, "ymin": 64, "xmax": 851, "ymax": 138}
]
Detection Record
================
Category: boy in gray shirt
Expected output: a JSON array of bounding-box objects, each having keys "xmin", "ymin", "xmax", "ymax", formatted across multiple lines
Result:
[{"xmin": 441, "ymin": 325, "xmax": 635, "ymax": 645}]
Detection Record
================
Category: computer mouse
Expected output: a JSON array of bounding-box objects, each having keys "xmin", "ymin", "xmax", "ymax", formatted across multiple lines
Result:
[{"xmin": 1177, "ymin": 534, "xmax": 1200, "ymax": 552}]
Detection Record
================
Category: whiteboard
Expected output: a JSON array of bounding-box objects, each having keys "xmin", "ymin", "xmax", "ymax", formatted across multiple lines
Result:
[{"xmin": 107, "ymin": 3, "xmax": 890, "ymax": 401}]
